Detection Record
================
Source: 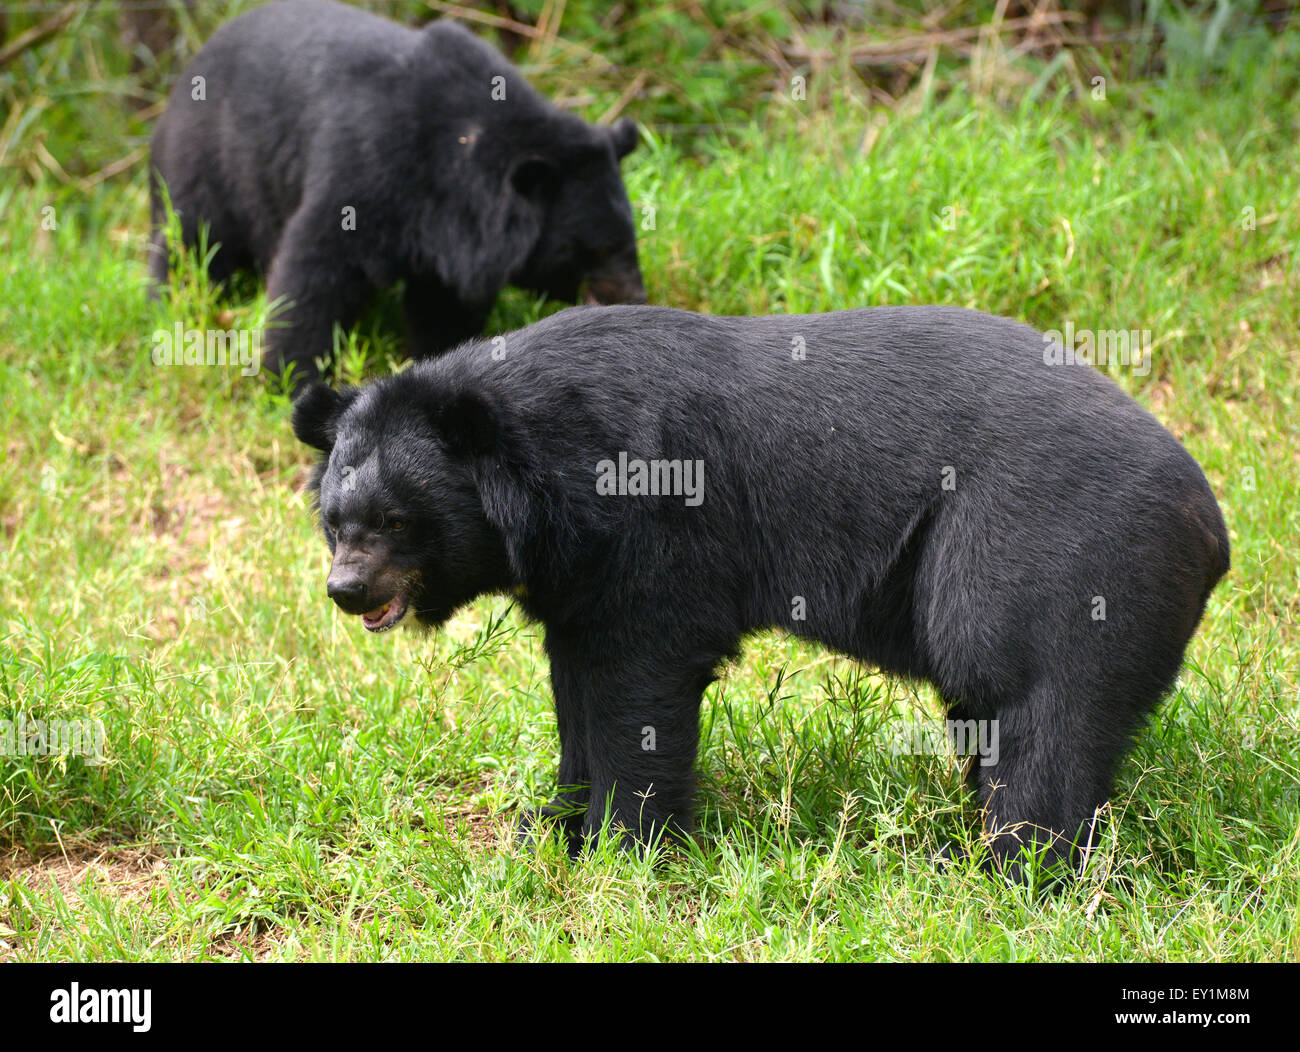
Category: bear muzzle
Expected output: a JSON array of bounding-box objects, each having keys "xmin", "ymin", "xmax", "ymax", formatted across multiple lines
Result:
[
  {"xmin": 582, "ymin": 253, "xmax": 646, "ymax": 306},
  {"xmin": 326, "ymin": 555, "xmax": 416, "ymax": 632}
]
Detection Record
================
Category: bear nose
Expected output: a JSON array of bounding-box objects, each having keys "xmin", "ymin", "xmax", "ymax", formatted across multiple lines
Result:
[{"xmin": 326, "ymin": 574, "xmax": 368, "ymax": 613}]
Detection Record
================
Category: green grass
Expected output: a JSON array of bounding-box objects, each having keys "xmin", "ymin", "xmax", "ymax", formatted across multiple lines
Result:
[{"xmin": 0, "ymin": 11, "xmax": 1298, "ymax": 961}]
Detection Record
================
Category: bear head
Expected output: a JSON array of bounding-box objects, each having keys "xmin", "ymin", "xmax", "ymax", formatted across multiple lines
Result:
[
  {"xmin": 292, "ymin": 378, "xmax": 515, "ymax": 632},
  {"xmin": 414, "ymin": 22, "xmax": 646, "ymax": 311}
]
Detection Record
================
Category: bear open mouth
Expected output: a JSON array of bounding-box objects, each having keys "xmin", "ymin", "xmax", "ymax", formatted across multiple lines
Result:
[{"xmin": 361, "ymin": 593, "xmax": 409, "ymax": 632}]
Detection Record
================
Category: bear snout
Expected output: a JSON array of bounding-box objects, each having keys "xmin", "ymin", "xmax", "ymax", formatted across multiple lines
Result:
[
  {"xmin": 325, "ymin": 572, "xmax": 371, "ymax": 615},
  {"xmin": 326, "ymin": 548, "xmax": 414, "ymax": 621},
  {"xmin": 583, "ymin": 255, "xmax": 646, "ymax": 306}
]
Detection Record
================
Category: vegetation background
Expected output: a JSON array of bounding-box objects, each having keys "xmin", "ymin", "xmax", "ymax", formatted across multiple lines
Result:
[{"xmin": 0, "ymin": 0, "xmax": 1296, "ymax": 960}]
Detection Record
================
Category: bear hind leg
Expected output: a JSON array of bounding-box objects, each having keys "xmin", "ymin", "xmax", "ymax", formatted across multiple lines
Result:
[{"xmin": 970, "ymin": 681, "xmax": 1142, "ymax": 884}]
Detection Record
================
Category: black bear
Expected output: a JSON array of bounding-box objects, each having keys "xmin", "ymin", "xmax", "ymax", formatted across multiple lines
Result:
[
  {"xmin": 293, "ymin": 304, "xmax": 1229, "ymax": 879},
  {"xmin": 149, "ymin": 0, "xmax": 644, "ymax": 382}
]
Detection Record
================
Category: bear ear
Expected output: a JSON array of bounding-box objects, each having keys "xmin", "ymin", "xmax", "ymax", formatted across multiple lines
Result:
[
  {"xmin": 431, "ymin": 388, "xmax": 501, "ymax": 458},
  {"xmin": 292, "ymin": 383, "xmax": 358, "ymax": 453},
  {"xmin": 610, "ymin": 118, "xmax": 638, "ymax": 160},
  {"xmin": 510, "ymin": 157, "xmax": 560, "ymax": 200}
]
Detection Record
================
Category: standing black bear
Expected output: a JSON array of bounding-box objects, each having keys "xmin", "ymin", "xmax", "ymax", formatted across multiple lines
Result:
[
  {"xmin": 149, "ymin": 0, "xmax": 644, "ymax": 382},
  {"xmin": 293, "ymin": 305, "xmax": 1229, "ymax": 879}
]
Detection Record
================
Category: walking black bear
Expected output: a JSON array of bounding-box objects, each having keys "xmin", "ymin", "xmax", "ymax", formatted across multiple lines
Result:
[
  {"xmin": 293, "ymin": 304, "xmax": 1229, "ymax": 880},
  {"xmin": 150, "ymin": 0, "xmax": 644, "ymax": 382}
]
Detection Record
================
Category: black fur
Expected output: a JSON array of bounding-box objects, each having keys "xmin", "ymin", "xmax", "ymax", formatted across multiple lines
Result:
[
  {"xmin": 150, "ymin": 0, "xmax": 644, "ymax": 383},
  {"xmin": 293, "ymin": 304, "xmax": 1230, "ymax": 878}
]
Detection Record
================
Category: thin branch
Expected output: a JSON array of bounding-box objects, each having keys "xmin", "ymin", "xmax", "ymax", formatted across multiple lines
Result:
[
  {"xmin": 782, "ymin": 12, "xmax": 1085, "ymax": 69},
  {"xmin": 0, "ymin": 1, "xmax": 82, "ymax": 70}
]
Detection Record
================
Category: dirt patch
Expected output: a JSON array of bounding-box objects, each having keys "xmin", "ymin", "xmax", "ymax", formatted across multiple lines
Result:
[
  {"xmin": 1256, "ymin": 252, "xmax": 1289, "ymax": 293},
  {"xmin": 136, "ymin": 456, "xmax": 245, "ymax": 641},
  {"xmin": 0, "ymin": 843, "xmax": 296, "ymax": 962},
  {"xmin": 207, "ymin": 922, "xmax": 286, "ymax": 962},
  {"xmin": 78, "ymin": 447, "xmax": 272, "ymax": 641},
  {"xmin": 0, "ymin": 844, "xmax": 172, "ymax": 961},
  {"xmin": 439, "ymin": 801, "xmax": 501, "ymax": 849},
  {"xmin": 1144, "ymin": 379, "xmax": 1175, "ymax": 418},
  {"xmin": 1, "ymin": 843, "xmax": 170, "ymax": 903}
]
